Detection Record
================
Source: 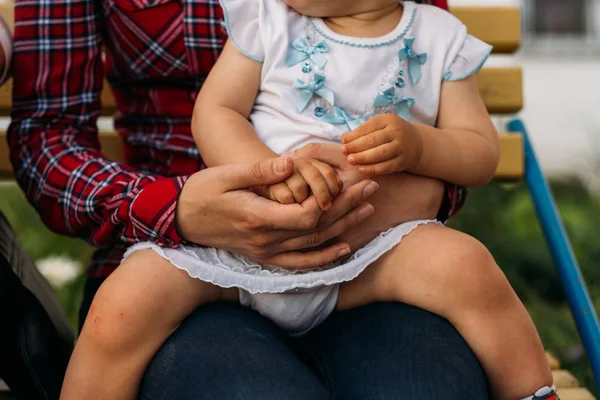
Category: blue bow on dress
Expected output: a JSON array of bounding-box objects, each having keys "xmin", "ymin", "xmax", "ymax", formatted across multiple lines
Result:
[
  {"xmin": 321, "ymin": 107, "xmax": 367, "ymax": 130},
  {"xmin": 398, "ymin": 37, "xmax": 427, "ymax": 84},
  {"xmin": 293, "ymin": 74, "xmax": 335, "ymax": 113},
  {"xmin": 286, "ymin": 39, "xmax": 329, "ymax": 69},
  {"xmin": 373, "ymin": 86, "xmax": 415, "ymax": 120}
]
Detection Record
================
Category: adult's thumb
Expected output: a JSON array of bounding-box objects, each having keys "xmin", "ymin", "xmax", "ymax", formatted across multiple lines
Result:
[{"xmin": 221, "ymin": 157, "xmax": 294, "ymax": 191}]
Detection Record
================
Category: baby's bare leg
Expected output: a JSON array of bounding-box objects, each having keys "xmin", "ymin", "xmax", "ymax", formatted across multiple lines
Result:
[
  {"xmin": 338, "ymin": 223, "xmax": 552, "ymax": 399},
  {"xmin": 60, "ymin": 249, "xmax": 238, "ymax": 400}
]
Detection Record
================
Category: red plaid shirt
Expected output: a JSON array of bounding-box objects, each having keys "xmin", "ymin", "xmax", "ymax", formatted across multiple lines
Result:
[{"xmin": 9, "ymin": 0, "xmax": 457, "ymax": 278}]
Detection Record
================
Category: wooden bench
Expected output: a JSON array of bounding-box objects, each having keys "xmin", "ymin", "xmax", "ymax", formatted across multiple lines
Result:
[{"xmin": 0, "ymin": 3, "xmax": 596, "ymax": 400}]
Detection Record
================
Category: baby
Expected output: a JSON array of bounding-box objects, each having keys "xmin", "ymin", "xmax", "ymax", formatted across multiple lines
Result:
[{"xmin": 61, "ymin": 1, "xmax": 558, "ymax": 399}]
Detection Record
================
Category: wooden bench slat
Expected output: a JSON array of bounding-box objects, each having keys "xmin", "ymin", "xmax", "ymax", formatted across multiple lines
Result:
[
  {"xmin": 100, "ymin": 82, "xmax": 117, "ymax": 115},
  {"xmin": 558, "ymin": 388, "xmax": 597, "ymax": 400},
  {"xmin": 98, "ymin": 130, "xmax": 123, "ymax": 163},
  {"xmin": 0, "ymin": 3, "xmax": 13, "ymax": 31},
  {"xmin": 554, "ymin": 370, "xmax": 580, "ymax": 389},
  {"xmin": 0, "ymin": 77, "xmax": 10, "ymax": 114},
  {"xmin": 496, "ymin": 133, "xmax": 524, "ymax": 180},
  {"xmin": 451, "ymin": 6, "xmax": 521, "ymax": 53},
  {"xmin": 0, "ymin": 131, "xmax": 526, "ymax": 181},
  {"xmin": 0, "ymin": 3, "xmax": 521, "ymax": 54},
  {"xmin": 477, "ymin": 67, "xmax": 523, "ymax": 114},
  {"xmin": 548, "ymin": 352, "xmax": 562, "ymax": 370},
  {"xmin": 0, "ymin": 67, "xmax": 524, "ymax": 116},
  {"xmin": 0, "ymin": 3, "xmax": 522, "ymax": 116},
  {"xmin": 0, "ymin": 79, "xmax": 117, "ymax": 116}
]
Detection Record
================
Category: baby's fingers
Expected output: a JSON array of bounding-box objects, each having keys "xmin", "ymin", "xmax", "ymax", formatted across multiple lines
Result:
[
  {"xmin": 269, "ymin": 182, "xmax": 296, "ymax": 204},
  {"xmin": 341, "ymin": 116, "xmax": 388, "ymax": 145},
  {"xmin": 285, "ymin": 173, "xmax": 310, "ymax": 204},
  {"xmin": 357, "ymin": 159, "xmax": 403, "ymax": 176},
  {"xmin": 298, "ymin": 163, "xmax": 332, "ymax": 211},
  {"xmin": 347, "ymin": 143, "xmax": 400, "ymax": 166},
  {"xmin": 341, "ymin": 129, "xmax": 391, "ymax": 156},
  {"xmin": 311, "ymin": 160, "xmax": 342, "ymax": 199}
]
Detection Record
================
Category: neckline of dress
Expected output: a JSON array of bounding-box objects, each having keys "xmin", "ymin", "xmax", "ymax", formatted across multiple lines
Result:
[{"xmin": 310, "ymin": 1, "xmax": 417, "ymax": 48}]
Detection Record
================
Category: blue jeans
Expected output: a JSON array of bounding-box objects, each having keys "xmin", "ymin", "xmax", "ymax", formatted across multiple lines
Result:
[{"xmin": 81, "ymin": 279, "xmax": 488, "ymax": 399}]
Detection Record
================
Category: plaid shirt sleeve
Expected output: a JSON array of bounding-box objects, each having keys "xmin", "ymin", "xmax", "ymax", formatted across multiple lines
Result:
[{"xmin": 8, "ymin": 0, "xmax": 187, "ymax": 248}]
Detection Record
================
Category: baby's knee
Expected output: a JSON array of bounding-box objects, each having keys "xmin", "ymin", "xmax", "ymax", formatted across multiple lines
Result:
[
  {"xmin": 435, "ymin": 234, "xmax": 512, "ymax": 307},
  {"xmin": 82, "ymin": 284, "xmax": 138, "ymax": 353},
  {"xmin": 444, "ymin": 234, "xmax": 494, "ymax": 272},
  {"xmin": 81, "ymin": 264, "xmax": 153, "ymax": 353}
]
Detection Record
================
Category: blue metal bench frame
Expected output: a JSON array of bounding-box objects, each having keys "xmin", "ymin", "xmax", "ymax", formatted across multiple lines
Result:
[{"xmin": 508, "ymin": 118, "xmax": 600, "ymax": 393}]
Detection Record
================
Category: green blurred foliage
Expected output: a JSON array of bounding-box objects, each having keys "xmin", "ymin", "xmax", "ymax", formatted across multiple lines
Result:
[
  {"xmin": 1, "ymin": 178, "xmax": 599, "ymax": 392},
  {"xmin": 0, "ymin": 183, "xmax": 93, "ymax": 329}
]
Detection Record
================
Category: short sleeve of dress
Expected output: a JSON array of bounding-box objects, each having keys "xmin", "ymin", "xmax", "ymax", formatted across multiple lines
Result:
[
  {"xmin": 442, "ymin": 24, "xmax": 493, "ymax": 81},
  {"xmin": 220, "ymin": 0, "xmax": 265, "ymax": 62}
]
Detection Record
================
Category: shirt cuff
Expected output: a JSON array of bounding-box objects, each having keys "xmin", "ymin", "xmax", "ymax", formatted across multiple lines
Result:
[
  {"xmin": 0, "ymin": 15, "xmax": 12, "ymax": 85},
  {"xmin": 130, "ymin": 176, "xmax": 190, "ymax": 248}
]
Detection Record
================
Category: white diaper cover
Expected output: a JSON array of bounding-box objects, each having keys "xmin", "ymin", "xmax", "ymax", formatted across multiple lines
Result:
[{"xmin": 239, "ymin": 285, "xmax": 339, "ymax": 336}]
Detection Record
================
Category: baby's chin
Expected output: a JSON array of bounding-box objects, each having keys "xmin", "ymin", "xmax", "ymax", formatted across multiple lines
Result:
[
  {"xmin": 281, "ymin": 0, "xmax": 347, "ymax": 17},
  {"xmin": 281, "ymin": 0, "xmax": 397, "ymax": 18}
]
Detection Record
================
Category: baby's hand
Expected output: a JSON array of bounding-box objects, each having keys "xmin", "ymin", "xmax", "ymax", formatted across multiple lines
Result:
[
  {"xmin": 341, "ymin": 114, "xmax": 423, "ymax": 176},
  {"xmin": 267, "ymin": 158, "xmax": 342, "ymax": 210}
]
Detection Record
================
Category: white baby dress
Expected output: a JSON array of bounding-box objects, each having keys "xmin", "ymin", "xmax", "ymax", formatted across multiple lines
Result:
[{"xmin": 125, "ymin": 0, "xmax": 492, "ymax": 295}]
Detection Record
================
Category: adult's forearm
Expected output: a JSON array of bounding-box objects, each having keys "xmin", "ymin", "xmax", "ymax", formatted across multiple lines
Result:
[{"xmin": 8, "ymin": 122, "xmax": 188, "ymax": 247}]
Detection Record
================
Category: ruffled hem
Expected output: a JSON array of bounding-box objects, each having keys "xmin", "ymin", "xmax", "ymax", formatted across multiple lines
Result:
[{"xmin": 124, "ymin": 219, "xmax": 439, "ymax": 294}]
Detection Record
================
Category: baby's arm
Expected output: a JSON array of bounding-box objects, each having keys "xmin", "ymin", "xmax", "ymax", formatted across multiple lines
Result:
[
  {"xmin": 342, "ymin": 75, "xmax": 499, "ymax": 187},
  {"xmin": 193, "ymin": 40, "xmax": 340, "ymax": 209},
  {"xmin": 193, "ymin": 40, "xmax": 274, "ymax": 166}
]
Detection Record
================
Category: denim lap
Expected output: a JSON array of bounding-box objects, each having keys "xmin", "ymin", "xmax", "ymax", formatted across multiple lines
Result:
[{"xmin": 79, "ymin": 280, "xmax": 488, "ymax": 400}]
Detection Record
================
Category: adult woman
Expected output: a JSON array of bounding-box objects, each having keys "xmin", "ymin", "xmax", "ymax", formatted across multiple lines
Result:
[{"xmin": 8, "ymin": 0, "xmax": 487, "ymax": 398}]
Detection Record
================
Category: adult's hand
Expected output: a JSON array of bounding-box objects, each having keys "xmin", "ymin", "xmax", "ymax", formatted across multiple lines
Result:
[
  {"xmin": 291, "ymin": 143, "xmax": 446, "ymax": 251},
  {"xmin": 176, "ymin": 157, "xmax": 379, "ymax": 269}
]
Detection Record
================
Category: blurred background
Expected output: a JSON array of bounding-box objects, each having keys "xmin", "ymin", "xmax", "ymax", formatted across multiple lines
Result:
[
  {"xmin": 0, "ymin": 0, "xmax": 599, "ymax": 395},
  {"xmin": 452, "ymin": 0, "xmax": 600, "ymax": 391},
  {"xmin": 453, "ymin": 0, "xmax": 600, "ymax": 186}
]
